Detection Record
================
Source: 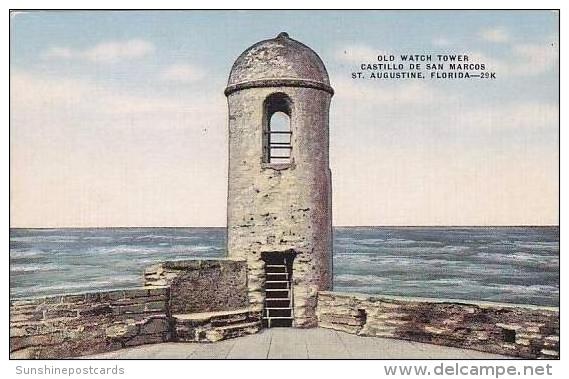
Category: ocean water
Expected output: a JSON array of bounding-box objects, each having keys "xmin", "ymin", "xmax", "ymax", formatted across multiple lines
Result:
[{"xmin": 9, "ymin": 227, "xmax": 559, "ymax": 307}]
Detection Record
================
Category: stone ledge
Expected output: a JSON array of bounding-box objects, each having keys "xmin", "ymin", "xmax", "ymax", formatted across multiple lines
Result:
[
  {"xmin": 10, "ymin": 286, "xmax": 170, "ymax": 307},
  {"xmin": 172, "ymin": 308, "xmax": 262, "ymax": 343},
  {"xmin": 317, "ymin": 291, "xmax": 559, "ymax": 312},
  {"xmin": 174, "ymin": 308, "xmax": 252, "ymax": 322},
  {"xmin": 316, "ymin": 291, "xmax": 559, "ymax": 359}
]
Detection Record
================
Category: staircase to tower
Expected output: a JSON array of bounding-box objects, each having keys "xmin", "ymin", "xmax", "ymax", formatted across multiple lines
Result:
[{"xmin": 262, "ymin": 252, "xmax": 295, "ymax": 327}]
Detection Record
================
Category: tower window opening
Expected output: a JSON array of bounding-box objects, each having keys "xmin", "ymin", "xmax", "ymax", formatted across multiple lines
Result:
[
  {"xmin": 268, "ymin": 112, "xmax": 291, "ymax": 163},
  {"xmin": 264, "ymin": 93, "xmax": 292, "ymax": 164}
]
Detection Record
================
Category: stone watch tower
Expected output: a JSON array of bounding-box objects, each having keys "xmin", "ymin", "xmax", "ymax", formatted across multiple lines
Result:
[{"xmin": 225, "ymin": 32, "xmax": 334, "ymax": 328}]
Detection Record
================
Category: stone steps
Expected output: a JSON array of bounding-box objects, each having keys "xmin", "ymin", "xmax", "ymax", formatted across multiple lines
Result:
[
  {"xmin": 264, "ymin": 257, "xmax": 294, "ymax": 327},
  {"xmin": 173, "ymin": 308, "xmax": 262, "ymax": 343},
  {"xmin": 204, "ymin": 321, "xmax": 261, "ymax": 342}
]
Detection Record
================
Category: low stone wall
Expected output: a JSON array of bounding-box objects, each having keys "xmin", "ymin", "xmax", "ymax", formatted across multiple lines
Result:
[
  {"xmin": 144, "ymin": 258, "xmax": 249, "ymax": 313},
  {"xmin": 10, "ymin": 287, "xmax": 170, "ymax": 359},
  {"xmin": 11, "ymin": 258, "xmax": 254, "ymax": 359},
  {"xmin": 316, "ymin": 292, "xmax": 559, "ymax": 359}
]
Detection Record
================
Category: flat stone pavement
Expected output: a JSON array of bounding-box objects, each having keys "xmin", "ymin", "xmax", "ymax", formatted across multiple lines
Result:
[{"xmin": 86, "ymin": 328, "xmax": 510, "ymax": 359}]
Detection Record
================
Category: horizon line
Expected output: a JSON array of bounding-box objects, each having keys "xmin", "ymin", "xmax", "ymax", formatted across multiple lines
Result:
[{"xmin": 8, "ymin": 224, "xmax": 560, "ymax": 230}]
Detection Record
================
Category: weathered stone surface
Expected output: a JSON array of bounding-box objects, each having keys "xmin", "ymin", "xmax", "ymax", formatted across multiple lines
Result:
[
  {"xmin": 139, "ymin": 317, "xmax": 169, "ymax": 335},
  {"xmin": 10, "ymin": 287, "xmax": 170, "ymax": 358},
  {"xmin": 144, "ymin": 259, "xmax": 249, "ymax": 314},
  {"xmin": 11, "ymin": 258, "xmax": 258, "ymax": 358},
  {"xmin": 226, "ymin": 37, "xmax": 334, "ymax": 328},
  {"xmin": 227, "ymin": 32, "xmax": 331, "ymax": 89},
  {"xmin": 105, "ymin": 321, "xmax": 138, "ymax": 339},
  {"xmin": 173, "ymin": 308, "xmax": 262, "ymax": 343},
  {"xmin": 316, "ymin": 291, "xmax": 559, "ymax": 359}
]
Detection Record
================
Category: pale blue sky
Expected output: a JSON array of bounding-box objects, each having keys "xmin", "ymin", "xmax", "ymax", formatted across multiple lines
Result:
[{"xmin": 10, "ymin": 11, "xmax": 559, "ymax": 226}]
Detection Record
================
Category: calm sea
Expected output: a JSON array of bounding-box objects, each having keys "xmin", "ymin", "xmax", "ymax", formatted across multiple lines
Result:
[{"xmin": 9, "ymin": 227, "xmax": 559, "ymax": 307}]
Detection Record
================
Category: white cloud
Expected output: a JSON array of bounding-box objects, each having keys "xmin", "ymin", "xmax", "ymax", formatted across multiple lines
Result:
[
  {"xmin": 511, "ymin": 42, "xmax": 559, "ymax": 75},
  {"xmin": 10, "ymin": 70, "xmax": 225, "ymax": 125},
  {"xmin": 42, "ymin": 39, "xmax": 155, "ymax": 63},
  {"xmin": 10, "ymin": 70, "xmax": 228, "ymax": 227},
  {"xmin": 159, "ymin": 63, "xmax": 205, "ymax": 82},
  {"xmin": 432, "ymin": 37, "xmax": 452, "ymax": 47},
  {"xmin": 479, "ymin": 27, "xmax": 510, "ymax": 43},
  {"xmin": 332, "ymin": 71, "xmax": 557, "ymax": 133},
  {"xmin": 445, "ymin": 102, "xmax": 558, "ymax": 132},
  {"xmin": 471, "ymin": 40, "xmax": 558, "ymax": 77},
  {"xmin": 43, "ymin": 46, "xmax": 74, "ymax": 59},
  {"xmin": 332, "ymin": 77, "xmax": 447, "ymax": 106}
]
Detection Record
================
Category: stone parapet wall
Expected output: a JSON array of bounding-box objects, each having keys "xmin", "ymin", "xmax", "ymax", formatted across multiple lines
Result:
[
  {"xmin": 10, "ymin": 287, "xmax": 170, "ymax": 359},
  {"xmin": 11, "ymin": 259, "xmax": 254, "ymax": 359},
  {"xmin": 144, "ymin": 258, "xmax": 249, "ymax": 313},
  {"xmin": 316, "ymin": 292, "xmax": 559, "ymax": 359}
]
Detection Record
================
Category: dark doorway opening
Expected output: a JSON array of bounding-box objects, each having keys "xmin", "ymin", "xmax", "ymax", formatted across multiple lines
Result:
[{"xmin": 262, "ymin": 250, "xmax": 296, "ymax": 327}]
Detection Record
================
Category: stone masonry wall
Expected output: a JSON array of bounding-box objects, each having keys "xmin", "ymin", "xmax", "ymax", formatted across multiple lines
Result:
[
  {"xmin": 144, "ymin": 258, "xmax": 249, "ymax": 314},
  {"xmin": 10, "ymin": 287, "xmax": 170, "ymax": 359},
  {"xmin": 317, "ymin": 292, "xmax": 559, "ymax": 359},
  {"xmin": 11, "ymin": 259, "xmax": 252, "ymax": 358},
  {"xmin": 227, "ymin": 86, "xmax": 333, "ymax": 327}
]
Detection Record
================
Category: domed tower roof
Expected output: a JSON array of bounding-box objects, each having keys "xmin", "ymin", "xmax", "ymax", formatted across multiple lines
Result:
[{"xmin": 225, "ymin": 32, "xmax": 334, "ymax": 96}]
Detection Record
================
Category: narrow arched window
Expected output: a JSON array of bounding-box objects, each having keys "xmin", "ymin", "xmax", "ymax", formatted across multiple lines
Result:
[{"xmin": 264, "ymin": 93, "xmax": 292, "ymax": 164}]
